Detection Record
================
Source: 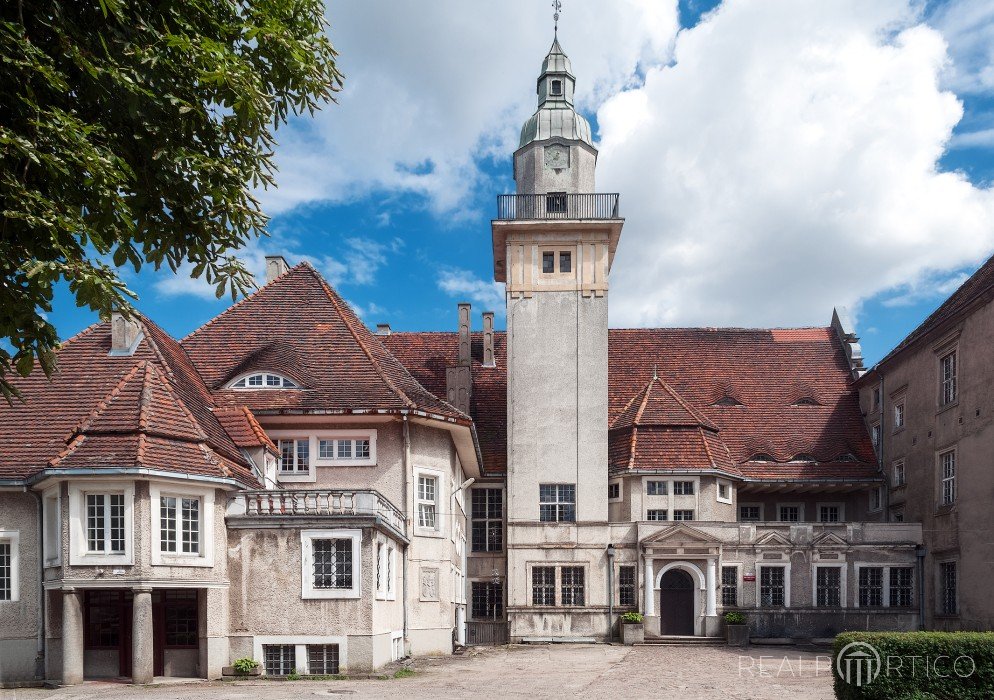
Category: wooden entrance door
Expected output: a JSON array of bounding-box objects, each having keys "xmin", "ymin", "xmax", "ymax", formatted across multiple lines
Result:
[{"xmin": 659, "ymin": 569, "xmax": 695, "ymax": 635}]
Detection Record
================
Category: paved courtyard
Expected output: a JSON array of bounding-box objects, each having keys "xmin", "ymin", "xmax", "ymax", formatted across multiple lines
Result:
[{"xmin": 2, "ymin": 644, "xmax": 836, "ymax": 699}]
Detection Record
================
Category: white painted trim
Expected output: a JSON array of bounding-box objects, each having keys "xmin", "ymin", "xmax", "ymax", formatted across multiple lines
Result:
[
  {"xmin": 414, "ymin": 467, "xmax": 445, "ymax": 538},
  {"xmin": 811, "ymin": 563, "xmax": 848, "ymax": 608},
  {"xmin": 42, "ymin": 486, "xmax": 61, "ymax": 568},
  {"xmin": 253, "ymin": 635, "xmax": 349, "ymax": 674},
  {"xmin": 270, "ymin": 432, "xmax": 315, "ymax": 483},
  {"xmin": 776, "ymin": 502, "xmax": 804, "ymax": 523},
  {"xmin": 718, "ymin": 561, "xmax": 742, "ymax": 608},
  {"xmin": 868, "ymin": 485, "xmax": 884, "ymax": 513},
  {"xmin": 312, "ymin": 429, "xmax": 377, "ymax": 467},
  {"xmin": 226, "ymin": 371, "xmax": 300, "ymax": 390},
  {"xmin": 756, "ymin": 563, "xmax": 792, "ymax": 608},
  {"xmin": 716, "ymin": 479, "xmax": 733, "ymax": 504},
  {"xmin": 815, "ymin": 502, "xmax": 846, "ymax": 523},
  {"xmin": 654, "ymin": 560, "xmax": 710, "ymax": 636},
  {"xmin": 738, "ymin": 502, "xmax": 763, "ymax": 522},
  {"xmin": 608, "ymin": 479, "xmax": 622, "ymax": 503},
  {"xmin": 0, "ymin": 530, "xmax": 20, "ymax": 602},
  {"xmin": 300, "ymin": 529, "xmax": 362, "ymax": 599},
  {"xmin": 149, "ymin": 482, "xmax": 215, "ymax": 567},
  {"xmin": 386, "ymin": 545, "xmax": 396, "ymax": 601},
  {"xmin": 44, "ymin": 578, "xmax": 229, "ymax": 590},
  {"xmin": 68, "ymin": 481, "xmax": 135, "ymax": 566},
  {"xmin": 390, "ymin": 631, "xmax": 404, "ymax": 661}
]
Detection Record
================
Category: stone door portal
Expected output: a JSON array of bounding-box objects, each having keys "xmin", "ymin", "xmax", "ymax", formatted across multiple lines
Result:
[{"xmin": 659, "ymin": 569, "xmax": 695, "ymax": 635}]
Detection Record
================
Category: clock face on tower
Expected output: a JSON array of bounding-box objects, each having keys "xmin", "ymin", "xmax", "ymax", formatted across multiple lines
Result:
[{"xmin": 544, "ymin": 144, "xmax": 570, "ymax": 171}]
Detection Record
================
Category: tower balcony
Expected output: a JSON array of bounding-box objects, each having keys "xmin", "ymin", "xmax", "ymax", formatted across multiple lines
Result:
[{"xmin": 496, "ymin": 193, "xmax": 621, "ymax": 221}]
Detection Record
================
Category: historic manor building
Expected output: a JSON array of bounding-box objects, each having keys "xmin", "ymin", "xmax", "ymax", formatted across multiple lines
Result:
[{"xmin": 0, "ymin": 37, "xmax": 947, "ymax": 686}]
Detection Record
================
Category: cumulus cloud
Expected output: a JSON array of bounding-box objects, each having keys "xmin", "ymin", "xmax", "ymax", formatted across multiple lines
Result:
[
  {"xmin": 437, "ymin": 268, "xmax": 505, "ymax": 314},
  {"xmin": 929, "ymin": 0, "xmax": 994, "ymax": 94},
  {"xmin": 596, "ymin": 0, "xmax": 994, "ymax": 328},
  {"xmin": 261, "ymin": 1, "xmax": 679, "ymax": 216}
]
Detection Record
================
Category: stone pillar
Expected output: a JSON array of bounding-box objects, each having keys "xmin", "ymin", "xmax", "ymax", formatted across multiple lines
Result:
[
  {"xmin": 643, "ymin": 558, "xmax": 655, "ymax": 616},
  {"xmin": 200, "ymin": 587, "xmax": 229, "ymax": 680},
  {"xmin": 61, "ymin": 589, "xmax": 84, "ymax": 685},
  {"xmin": 132, "ymin": 588, "xmax": 154, "ymax": 684},
  {"xmin": 705, "ymin": 559, "xmax": 717, "ymax": 617}
]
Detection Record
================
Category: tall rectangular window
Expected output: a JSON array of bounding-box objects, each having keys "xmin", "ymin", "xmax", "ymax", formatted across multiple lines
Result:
[
  {"xmin": 539, "ymin": 484, "xmax": 576, "ymax": 522},
  {"xmin": 940, "ymin": 351, "xmax": 957, "ymax": 406},
  {"xmin": 561, "ymin": 567, "xmax": 585, "ymax": 606},
  {"xmin": 86, "ymin": 493, "xmax": 125, "ymax": 553},
  {"xmin": 608, "ymin": 483, "xmax": 620, "ymax": 500},
  {"xmin": 859, "ymin": 567, "xmax": 883, "ymax": 607},
  {"xmin": 418, "ymin": 475, "xmax": 438, "ymax": 529},
  {"xmin": 278, "ymin": 438, "xmax": 309, "ymax": 472},
  {"xmin": 940, "ymin": 562, "xmax": 957, "ymax": 615},
  {"xmin": 673, "ymin": 481, "xmax": 695, "ymax": 495},
  {"xmin": 471, "ymin": 581, "xmax": 503, "ymax": 620},
  {"xmin": 893, "ymin": 460, "xmax": 906, "ymax": 487},
  {"xmin": 559, "ymin": 251, "xmax": 572, "ymax": 273},
  {"xmin": 870, "ymin": 487, "xmax": 882, "ymax": 512},
  {"xmin": 471, "ymin": 488, "xmax": 503, "ymax": 552},
  {"xmin": 312, "ymin": 538, "xmax": 352, "ymax": 589},
  {"xmin": 815, "ymin": 567, "xmax": 842, "ymax": 607},
  {"xmin": 264, "ymin": 644, "xmax": 295, "ymax": 676},
  {"xmin": 721, "ymin": 566, "xmax": 738, "ymax": 607},
  {"xmin": 646, "ymin": 481, "xmax": 667, "ymax": 496},
  {"xmin": 307, "ymin": 644, "xmax": 340, "ymax": 675},
  {"xmin": 940, "ymin": 450, "xmax": 956, "ymax": 505},
  {"xmin": 542, "ymin": 251, "xmax": 555, "ymax": 273},
  {"xmin": 894, "ymin": 402, "xmax": 905, "ymax": 429},
  {"xmin": 871, "ymin": 424, "xmax": 881, "ymax": 453},
  {"xmin": 0, "ymin": 541, "xmax": 10, "ymax": 601},
  {"xmin": 889, "ymin": 567, "xmax": 914, "ymax": 608},
  {"xmin": 160, "ymin": 496, "xmax": 200, "ymax": 554},
  {"xmin": 618, "ymin": 566, "xmax": 636, "ymax": 607},
  {"xmin": 532, "ymin": 567, "xmax": 556, "ymax": 606},
  {"xmin": 759, "ymin": 566, "xmax": 786, "ymax": 607},
  {"xmin": 376, "ymin": 543, "xmax": 384, "ymax": 593}
]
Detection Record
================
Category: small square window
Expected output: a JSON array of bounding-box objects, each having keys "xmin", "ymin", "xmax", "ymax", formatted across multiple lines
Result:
[
  {"xmin": 264, "ymin": 644, "xmax": 295, "ymax": 676},
  {"xmin": 608, "ymin": 483, "xmax": 620, "ymax": 500},
  {"xmin": 559, "ymin": 251, "xmax": 571, "ymax": 273},
  {"xmin": 551, "ymin": 79, "xmax": 563, "ymax": 96},
  {"xmin": 307, "ymin": 644, "xmax": 340, "ymax": 675},
  {"xmin": 542, "ymin": 251, "xmax": 555, "ymax": 273}
]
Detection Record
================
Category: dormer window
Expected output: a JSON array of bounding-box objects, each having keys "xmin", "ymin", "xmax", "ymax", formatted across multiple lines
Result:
[
  {"xmin": 750, "ymin": 453, "xmax": 776, "ymax": 463},
  {"xmin": 713, "ymin": 396, "xmax": 743, "ymax": 406},
  {"xmin": 789, "ymin": 454, "xmax": 816, "ymax": 463},
  {"xmin": 550, "ymin": 79, "xmax": 563, "ymax": 96},
  {"xmin": 228, "ymin": 372, "xmax": 299, "ymax": 389},
  {"xmin": 792, "ymin": 397, "xmax": 821, "ymax": 406}
]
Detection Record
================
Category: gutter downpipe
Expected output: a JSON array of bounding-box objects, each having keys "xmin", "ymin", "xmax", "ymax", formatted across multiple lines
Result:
[
  {"xmin": 29, "ymin": 487, "xmax": 46, "ymax": 679},
  {"xmin": 917, "ymin": 546, "xmax": 927, "ymax": 631},
  {"xmin": 606, "ymin": 544, "xmax": 616, "ymax": 643},
  {"xmin": 402, "ymin": 416, "xmax": 412, "ymax": 651}
]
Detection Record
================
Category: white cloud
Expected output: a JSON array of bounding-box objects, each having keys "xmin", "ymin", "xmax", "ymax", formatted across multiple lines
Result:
[
  {"xmin": 437, "ymin": 268, "xmax": 505, "ymax": 314},
  {"xmin": 929, "ymin": 0, "xmax": 994, "ymax": 94},
  {"xmin": 261, "ymin": 1, "xmax": 679, "ymax": 216},
  {"xmin": 595, "ymin": 0, "xmax": 994, "ymax": 328},
  {"xmin": 949, "ymin": 127, "xmax": 994, "ymax": 149}
]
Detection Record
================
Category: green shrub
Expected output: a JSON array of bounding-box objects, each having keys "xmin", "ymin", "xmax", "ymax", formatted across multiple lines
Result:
[
  {"xmin": 286, "ymin": 668, "xmax": 301, "ymax": 681},
  {"xmin": 232, "ymin": 658, "xmax": 259, "ymax": 673},
  {"xmin": 832, "ymin": 632, "xmax": 994, "ymax": 700},
  {"xmin": 724, "ymin": 611, "xmax": 746, "ymax": 625},
  {"xmin": 393, "ymin": 668, "xmax": 415, "ymax": 679},
  {"xmin": 621, "ymin": 611, "xmax": 644, "ymax": 624}
]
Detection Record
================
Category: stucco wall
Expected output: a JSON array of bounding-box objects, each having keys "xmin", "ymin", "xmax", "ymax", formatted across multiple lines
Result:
[
  {"xmin": 0, "ymin": 490, "xmax": 41, "ymax": 683},
  {"xmin": 514, "ymin": 140, "xmax": 597, "ymax": 195}
]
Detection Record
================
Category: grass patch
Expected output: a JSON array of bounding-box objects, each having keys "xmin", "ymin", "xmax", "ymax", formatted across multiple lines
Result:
[{"xmin": 393, "ymin": 668, "xmax": 416, "ymax": 679}]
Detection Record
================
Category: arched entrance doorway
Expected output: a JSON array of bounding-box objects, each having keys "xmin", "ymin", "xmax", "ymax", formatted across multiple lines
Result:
[{"xmin": 659, "ymin": 569, "xmax": 695, "ymax": 635}]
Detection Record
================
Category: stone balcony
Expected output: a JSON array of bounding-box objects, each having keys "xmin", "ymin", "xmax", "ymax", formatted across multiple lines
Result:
[{"xmin": 226, "ymin": 489, "xmax": 407, "ymax": 540}]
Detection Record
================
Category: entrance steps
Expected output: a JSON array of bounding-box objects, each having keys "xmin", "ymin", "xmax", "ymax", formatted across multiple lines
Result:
[{"xmin": 637, "ymin": 635, "xmax": 725, "ymax": 646}]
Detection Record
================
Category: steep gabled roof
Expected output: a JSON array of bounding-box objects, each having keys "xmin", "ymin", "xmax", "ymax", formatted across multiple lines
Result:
[
  {"xmin": 181, "ymin": 264, "xmax": 467, "ymax": 422},
  {"xmin": 612, "ymin": 375, "xmax": 719, "ymax": 431},
  {"xmin": 213, "ymin": 406, "xmax": 278, "ymax": 452}
]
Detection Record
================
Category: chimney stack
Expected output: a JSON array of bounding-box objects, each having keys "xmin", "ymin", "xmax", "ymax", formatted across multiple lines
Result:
[
  {"xmin": 109, "ymin": 311, "xmax": 142, "ymax": 356},
  {"xmin": 375, "ymin": 323, "xmax": 392, "ymax": 336},
  {"xmin": 265, "ymin": 255, "xmax": 289, "ymax": 284},
  {"xmin": 446, "ymin": 303, "xmax": 473, "ymax": 415},
  {"xmin": 482, "ymin": 312, "xmax": 495, "ymax": 368}
]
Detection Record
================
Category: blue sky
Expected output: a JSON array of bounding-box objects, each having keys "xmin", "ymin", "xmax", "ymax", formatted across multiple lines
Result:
[{"xmin": 43, "ymin": 0, "xmax": 994, "ymax": 367}]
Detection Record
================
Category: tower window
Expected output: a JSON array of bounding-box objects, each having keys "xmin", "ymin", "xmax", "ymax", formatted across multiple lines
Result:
[
  {"xmin": 551, "ymin": 79, "xmax": 563, "ymax": 96},
  {"xmin": 542, "ymin": 251, "xmax": 555, "ymax": 274},
  {"xmin": 559, "ymin": 251, "xmax": 571, "ymax": 273}
]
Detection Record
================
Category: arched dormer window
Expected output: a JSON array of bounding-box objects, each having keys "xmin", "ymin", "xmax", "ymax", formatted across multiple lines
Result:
[
  {"xmin": 713, "ymin": 396, "xmax": 743, "ymax": 406},
  {"xmin": 792, "ymin": 397, "xmax": 822, "ymax": 406},
  {"xmin": 749, "ymin": 453, "xmax": 777, "ymax": 463},
  {"xmin": 835, "ymin": 453, "xmax": 858, "ymax": 463},
  {"xmin": 789, "ymin": 454, "xmax": 817, "ymax": 463},
  {"xmin": 227, "ymin": 372, "xmax": 299, "ymax": 389}
]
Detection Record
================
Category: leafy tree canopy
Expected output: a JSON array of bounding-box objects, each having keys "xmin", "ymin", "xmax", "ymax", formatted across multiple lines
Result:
[{"xmin": 0, "ymin": 0, "xmax": 343, "ymax": 399}]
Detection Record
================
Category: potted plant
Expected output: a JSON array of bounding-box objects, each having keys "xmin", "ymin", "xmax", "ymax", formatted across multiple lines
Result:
[
  {"xmin": 620, "ymin": 611, "xmax": 645, "ymax": 645},
  {"xmin": 724, "ymin": 611, "xmax": 749, "ymax": 647},
  {"xmin": 222, "ymin": 658, "xmax": 262, "ymax": 677}
]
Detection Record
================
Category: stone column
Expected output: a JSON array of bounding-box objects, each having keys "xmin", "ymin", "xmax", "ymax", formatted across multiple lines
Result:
[
  {"xmin": 643, "ymin": 557, "xmax": 655, "ymax": 616},
  {"xmin": 61, "ymin": 589, "xmax": 84, "ymax": 685},
  {"xmin": 706, "ymin": 558, "xmax": 717, "ymax": 617},
  {"xmin": 132, "ymin": 588, "xmax": 154, "ymax": 684}
]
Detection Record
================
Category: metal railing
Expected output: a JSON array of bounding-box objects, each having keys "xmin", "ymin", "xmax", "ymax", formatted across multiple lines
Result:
[
  {"xmin": 495, "ymin": 193, "xmax": 621, "ymax": 221},
  {"xmin": 228, "ymin": 489, "xmax": 405, "ymax": 536}
]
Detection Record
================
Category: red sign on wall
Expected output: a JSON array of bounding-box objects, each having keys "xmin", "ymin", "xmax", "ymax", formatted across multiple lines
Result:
[{"xmin": 743, "ymin": 573, "xmax": 756, "ymax": 582}]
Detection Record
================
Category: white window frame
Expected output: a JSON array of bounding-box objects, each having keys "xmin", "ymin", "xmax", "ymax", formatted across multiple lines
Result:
[
  {"xmin": 646, "ymin": 509, "xmax": 668, "ymax": 521},
  {"xmin": 301, "ymin": 529, "xmax": 361, "ymax": 599},
  {"xmin": 150, "ymin": 482, "xmax": 215, "ymax": 567},
  {"xmin": 645, "ymin": 480, "xmax": 668, "ymax": 496},
  {"xmin": 777, "ymin": 502, "xmax": 803, "ymax": 523},
  {"xmin": 938, "ymin": 448, "xmax": 956, "ymax": 506},
  {"xmin": 871, "ymin": 422, "xmax": 881, "ymax": 454},
  {"xmin": 68, "ymin": 481, "xmax": 135, "ymax": 566},
  {"xmin": 811, "ymin": 563, "xmax": 847, "ymax": 608},
  {"xmin": 893, "ymin": 401, "xmax": 905, "ymax": 430},
  {"xmin": 272, "ymin": 434, "xmax": 313, "ymax": 483},
  {"xmin": 42, "ymin": 486, "xmax": 61, "ymax": 568},
  {"xmin": 227, "ymin": 372, "xmax": 300, "ymax": 389},
  {"xmin": 253, "ymin": 635, "xmax": 349, "ymax": 675},
  {"xmin": 716, "ymin": 479, "xmax": 733, "ymax": 504},
  {"xmin": 386, "ymin": 545, "xmax": 396, "ymax": 600},
  {"xmin": 0, "ymin": 530, "xmax": 20, "ymax": 603},
  {"xmin": 313, "ymin": 430, "xmax": 376, "ymax": 467},
  {"xmin": 939, "ymin": 350, "xmax": 958, "ymax": 407},
  {"xmin": 893, "ymin": 460, "xmax": 906, "ymax": 487},
  {"xmin": 414, "ymin": 467, "xmax": 444, "ymax": 537},
  {"xmin": 391, "ymin": 631, "xmax": 404, "ymax": 661},
  {"xmin": 853, "ymin": 564, "xmax": 915, "ymax": 609},
  {"xmin": 608, "ymin": 480, "xmax": 622, "ymax": 503},
  {"xmin": 720, "ymin": 562, "xmax": 742, "ymax": 608},
  {"xmin": 816, "ymin": 502, "xmax": 845, "ymax": 523},
  {"xmin": 738, "ymin": 503, "xmax": 763, "ymax": 522},
  {"xmin": 756, "ymin": 563, "xmax": 791, "ymax": 608},
  {"xmin": 376, "ymin": 541, "xmax": 386, "ymax": 599}
]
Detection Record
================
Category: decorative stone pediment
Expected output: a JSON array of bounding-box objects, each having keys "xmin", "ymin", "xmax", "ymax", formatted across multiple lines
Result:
[
  {"xmin": 812, "ymin": 532, "xmax": 849, "ymax": 549},
  {"xmin": 754, "ymin": 530, "xmax": 792, "ymax": 547},
  {"xmin": 641, "ymin": 524, "xmax": 722, "ymax": 556}
]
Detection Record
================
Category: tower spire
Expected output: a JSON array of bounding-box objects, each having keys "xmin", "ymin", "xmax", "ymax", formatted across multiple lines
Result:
[{"xmin": 553, "ymin": 0, "xmax": 561, "ymax": 37}]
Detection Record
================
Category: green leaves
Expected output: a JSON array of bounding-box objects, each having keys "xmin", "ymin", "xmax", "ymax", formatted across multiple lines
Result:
[{"xmin": 0, "ymin": 0, "xmax": 342, "ymax": 399}]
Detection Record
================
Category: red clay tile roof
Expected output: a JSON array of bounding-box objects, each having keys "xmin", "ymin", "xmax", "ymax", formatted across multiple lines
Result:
[
  {"xmin": 863, "ymin": 253, "xmax": 994, "ymax": 377},
  {"xmin": 213, "ymin": 406, "xmax": 278, "ymax": 452},
  {"xmin": 388, "ymin": 326, "xmax": 877, "ymax": 481},
  {"xmin": 612, "ymin": 376, "xmax": 719, "ymax": 431},
  {"xmin": 383, "ymin": 331, "xmax": 507, "ymax": 474},
  {"xmin": 181, "ymin": 264, "xmax": 467, "ymax": 423},
  {"xmin": 0, "ymin": 318, "xmax": 258, "ymax": 486}
]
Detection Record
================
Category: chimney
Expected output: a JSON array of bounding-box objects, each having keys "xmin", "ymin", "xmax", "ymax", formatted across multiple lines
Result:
[
  {"xmin": 375, "ymin": 323, "xmax": 392, "ymax": 336},
  {"xmin": 265, "ymin": 255, "xmax": 289, "ymax": 284},
  {"xmin": 482, "ymin": 312, "xmax": 495, "ymax": 368},
  {"xmin": 109, "ymin": 311, "xmax": 142, "ymax": 356},
  {"xmin": 446, "ymin": 303, "xmax": 473, "ymax": 415}
]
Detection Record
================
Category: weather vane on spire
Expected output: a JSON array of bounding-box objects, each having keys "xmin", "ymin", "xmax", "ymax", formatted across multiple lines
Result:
[{"xmin": 553, "ymin": 0, "xmax": 562, "ymax": 36}]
